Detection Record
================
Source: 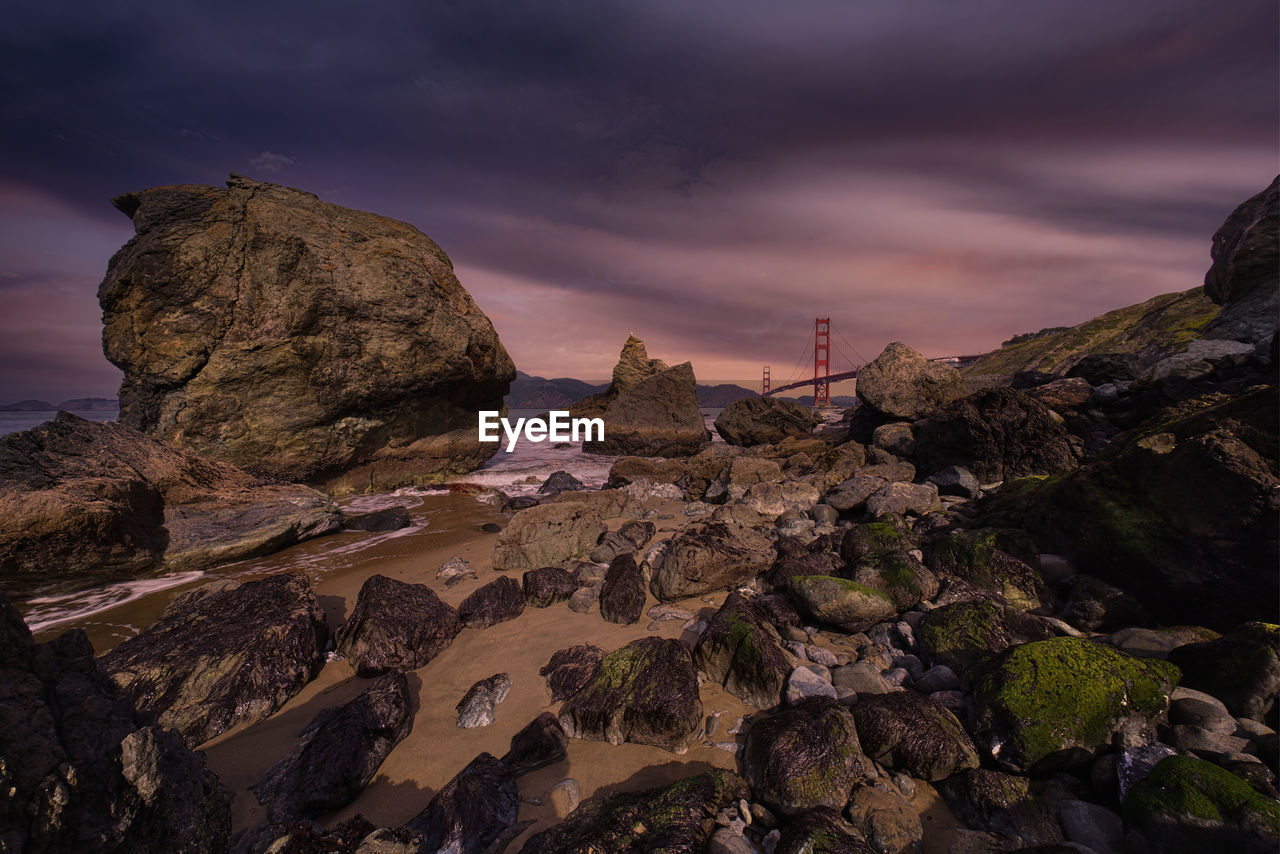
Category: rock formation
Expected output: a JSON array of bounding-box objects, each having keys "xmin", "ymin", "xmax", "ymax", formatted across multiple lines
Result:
[
  {"xmin": 1203, "ymin": 175, "xmax": 1279, "ymax": 345},
  {"xmin": 0, "ymin": 413, "xmax": 339, "ymax": 584},
  {"xmin": 856, "ymin": 341, "xmax": 967, "ymax": 420},
  {"xmin": 99, "ymin": 175, "xmax": 515, "ymax": 489},
  {"xmin": 573, "ymin": 336, "xmax": 710, "ymax": 456},
  {"xmin": 714, "ymin": 396, "xmax": 819, "ymax": 446}
]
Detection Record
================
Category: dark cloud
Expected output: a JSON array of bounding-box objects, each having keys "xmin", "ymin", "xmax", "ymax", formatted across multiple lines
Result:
[{"xmin": 0, "ymin": 0, "xmax": 1275, "ymax": 399}]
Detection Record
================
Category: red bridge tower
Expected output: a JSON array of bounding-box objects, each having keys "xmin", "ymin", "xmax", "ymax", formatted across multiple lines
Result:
[{"xmin": 814, "ymin": 317, "xmax": 831, "ymax": 406}]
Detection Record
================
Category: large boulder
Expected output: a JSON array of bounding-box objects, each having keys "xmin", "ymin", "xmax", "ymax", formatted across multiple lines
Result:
[
  {"xmin": 334, "ymin": 574, "xmax": 462, "ymax": 676},
  {"xmin": 405, "ymin": 753, "xmax": 519, "ymax": 854},
  {"xmin": 743, "ymin": 696, "xmax": 867, "ymax": 817},
  {"xmin": 650, "ymin": 521, "xmax": 776, "ymax": 601},
  {"xmin": 913, "ymin": 387, "xmax": 1077, "ymax": 482},
  {"xmin": 916, "ymin": 600, "xmax": 1055, "ymax": 674},
  {"xmin": 99, "ymin": 175, "xmax": 514, "ymax": 487},
  {"xmin": 253, "ymin": 672, "xmax": 413, "ymax": 822},
  {"xmin": 520, "ymin": 768, "xmax": 748, "ymax": 854},
  {"xmin": 0, "ymin": 593, "xmax": 232, "ymax": 853},
  {"xmin": 458, "ymin": 576, "xmax": 525, "ymax": 629},
  {"xmin": 924, "ymin": 529, "xmax": 1045, "ymax": 611},
  {"xmin": 1202, "ymin": 175, "xmax": 1279, "ymax": 344},
  {"xmin": 848, "ymin": 691, "xmax": 980, "ymax": 781},
  {"xmin": 693, "ymin": 592, "xmax": 791, "ymax": 710},
  {"xmin": 539, "ymin": 644, "xmax": 605, "ymax": 702},
  {"xmin": 492, "ymin": 502, "xmax": 606, "ymax": 572},
  {"xmin": 714, "ymin": 397, "xmax": 819, "ymax": 446},
  {"xmin": 855, "ymin": 341, "xmax": 966, "ymax": 420},
  {"xmin": 0, "ymin": 413, "xmax": 339, "ymax": 583},
  {"xmin": 575, "ymin": 336, "xmax": 710, "ymax": 457},
  {"xmin": 970, "ymin": 637, "xmax": 1179, "ymax": 772},
  {"xmin": 99, "ymin": 573, "xmax": 327, "ymax": 746},
  {"xmin": 1167, "ymin": 623, "xmax": 1280, "ymax": 721},
  {"xmin": 788, "ymin": 575, "xmax": 896, "ymax": 632},
  {"xmin": 558, "ymin": 637, "xmax": 702, "ymax": 753}
]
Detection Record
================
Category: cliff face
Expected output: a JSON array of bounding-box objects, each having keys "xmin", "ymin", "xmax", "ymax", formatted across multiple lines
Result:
[
  {"xmin": 99, "ymin": 175, "xmax": 515, "ymax": 485},
  {"xmin": 1203, "ymin": 175, "xmax": 1279, "ymax": 344}
]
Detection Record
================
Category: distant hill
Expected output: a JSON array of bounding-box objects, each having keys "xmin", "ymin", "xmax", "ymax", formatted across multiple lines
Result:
[
  {"xmin": 0, "ymin": 397, "xmax": 118, "ymax": 412},
  {"xmin": 964, "ymin": 286, "xmax": 1219, "ymax": 387},
  {"xmin": 784, "ymin": 394, "xmax": 858, "ymax": 408},
  {"xmin": 506, "ymin": 372, "xmax": 762, "ymax": 410},
  {"xmin": 695, "ymin": 384, "xmax": 758, "ymax": 407}
]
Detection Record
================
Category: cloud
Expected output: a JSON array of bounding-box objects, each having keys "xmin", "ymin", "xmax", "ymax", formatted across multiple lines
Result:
[{"xmin": 249, "ymin": 150, "xmax": 297, "ymax": 174}]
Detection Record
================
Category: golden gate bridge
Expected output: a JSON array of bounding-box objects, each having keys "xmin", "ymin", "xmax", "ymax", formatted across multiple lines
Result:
[{"xmin": 761, "ymin": 317, "xmax": 981, "ymax": 406}]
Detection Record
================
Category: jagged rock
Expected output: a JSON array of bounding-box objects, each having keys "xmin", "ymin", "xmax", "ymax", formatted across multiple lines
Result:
[
  {"xmin": 456, "ymin": 673, "xmax": 511, "ymax": 728},
  {"xmin": 1168, "ymin": 623, "xmax": 1280, "ymax": 721},
  {"xmin": 788, "ymin": 575, "xmax": 896, "ymax": 632},
  {"xmin": 1024, "ymin": 377, "xmax": 1094, "ymax": 410},
  {"xmin": 459, "ymin": 576, "xmax": 525, "ymax": 629},
  {"xmin": 775, "ymin": 807, "xmax": 875, "ymax": 854},
  {"xmin": 500, "ymin": 713, "xmax": 567, "ymax": 777},
  {"xmin": 253, "ymin": 672, "xmax": 412, "ymax": 822},
  {"xmin": 492, "ymin": 502, "xmax": 606, "ymax": 572},
  {"xmin": 520, "ymin": 768, "xmax": 749, "ymax": 854},
  {"xmin": 0, "ymin": 413, "xmax": 340, "ymax": 582},
  {"xmin": 916, "ymin": 600, "xmax": 1055, "ymax": 673},
  {"xmin": 825, "ymin": 475, "xmax": 890, "ymax": 513},
  {"xmin": 406, "ymin": 753, "xmax": 518, "ymax": 854},
  {"xmin": 558, "ymin": 637, "xmax": 702, "ymax": 753},
  {"xmin": 714, "ymin": 397, "xmax": 819, "ymax": 446},
  {"xmin": 940, "ymin": 769, "xmax": 1065, "ymax": 847},
  {"xmin": 521, "ymin": 566, "xmax": 579, "ymax": 608},
  {"xmin": 856, "ymin": 342, "xmax": 967, "ymax": 420},
  {"xmin": 845, "ymin": 785, "xmax": 922, "ymax": 854},
  {"xmin": 335, "ymin": 574, "xmax": 462, "ymax": 676},
  {"xmin": 786, "ymin": 665, "xmax": 837, "ymax": 705},
  {"xmin": 1203, "ymin": 175, "xmax": 1279, "ymax": 344},
  {"xmin": 606, "ymin": 456, "xmax": 688, "ymax": 488},
  {"xmin": 436, "ymin": 556, "xmax": 477, "ymax": 585},
  {"xmin": 848, "ymin": 691, "xmax": 979, "ymax": 781},
  {"xmin": 574, "ymin": 337, "xmax": 710, "ymax": 457},
  {"xmin": 99, "ymin": 176, "xmax": 514, "ymax": 487},
  {"xmin": 651, "ymin": 521, "xmax": 776, "ymax": 601},
  {"xmin": 1124, "ymin": 754, "xmax": 1280, "ymax": 854},
  {"xmin": 924, "ymin": 529, "xmax": 1044, "ymax": 611},
  {"xmin": 744, "ymin": 697, "xmax": 867, "ymax": 817},
  {"xmin": 1144, "ymin": 338, "xmax": 1256, "ymax": 383},
  {"xmin": 343, "ymin": 505, "xmax": 412, "ymax": 532},
  {"xmin": 537, "ymin": 470, "xmax": 585, "ymax": 496},
  {"xmin": 599, "ymin": 553, "xmax": 646, "ymax": 625},
  {"xmin": 694, "ymin": 593, "xmax": 791, "ymax": 710},
  {"xmin": 539, "ymin": 644, "xmax": 605, "ymax": 702},
  {"xmin": 543, "ymin": 487, "xmax": 643, "ymax": 520},
  {"xmin": 914, "ymin": 387, "xmax": 1077, "ymax": 483},
  {"xmin": 0, "ymin": 593, "xmax": 232, "ymax": 853},
  {"xmin": 970, "ymin": 637, "xmax": 1179, "ymax": 772},
  {"xmin": 100, "ymin": 573, "xmax": 326, "ymax": 746}
]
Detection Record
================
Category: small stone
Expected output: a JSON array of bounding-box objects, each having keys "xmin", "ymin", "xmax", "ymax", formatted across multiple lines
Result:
[
  {"xmin": 456, "ymin": 673, "xmax": 511, "ymax": 728},
  {"xmin": 716, "ymin": 742, "xmax": 743, "ymax": 756},
  {"xmin": 804, "ymin": 645, "xmax": 839, "ymax": 668},
  {"xmin": 436, "ymin": 556, "xmax": 475, "ymax": 582},
  {"xmin": 786, "ymin": 667, "xmax": 836, "ymax": 705},
  {"xmin": 706, "ymin": 713, "xmax": 721, "ymax": 740},
  {"xmin": 567, "ymin": 586, "xmax": 599, "ymax": 614},
  {"xmin": 548, "ymin": 778, "xmax": 580, "ymax": 819}
]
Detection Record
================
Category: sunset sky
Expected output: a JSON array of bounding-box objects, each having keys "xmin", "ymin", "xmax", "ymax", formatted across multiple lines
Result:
[{"xmin": 2, "ymin": 0, "xmax": 1277, "ymax": 401}]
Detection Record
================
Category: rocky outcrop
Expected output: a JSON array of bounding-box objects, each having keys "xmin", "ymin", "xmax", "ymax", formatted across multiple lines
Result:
[
  {"xmin": 253, "ymin": 672, "xmax": 412, "ymax": 822},
  {"xmin": 99, "ymin": 573, "xmax": 327, "ymax": 746},
  {"xmin": 520, "ymin": 768, "xmax": 748, "ymax": 854},
  {"xmin": 1203, "ymin": 176, "xmax": 1279, "ymax": 345},
  {"xmin": 492, "ymin": 503, "xmax": 605, "ymax": 572},
  {"xmin": 0, "ymin": 413, "xmax": 339, "ymax": 583},
  {"xmin": 856, "ymin": 342, "xmax": 966, "ymax": 420},
  {"xmin": 743, "ymin": 696, "xmax": 867, "ymax": 816},
  {"xmin": 693, "ymin": 592, "xmax": 791, "ymax": 710},
  {"xmin": 334, "ymin": 574, "xmax": 462, "ymax": 676},
  {"xmin": 970, "ymin": 637, "xmax": 1179, "ymax": 772},
  {"xmin": 714, "ymin": 397, "xmax": 818, "ymax": 446},
  {"xmin": 558, "ymin": 637, "xmax": 702, "ymax": 752},
  {"xmin": 0, "ymin": 593, "xmax": 232, "ymax": 853},
  {"xmin": 405, "ymin": 753, "xmax": 519, "ymax": 854},
  {"xmin": 913, "ymin": 387, "xmax": 1078, "ymax": 483},
  {"xmin": 650, "ymin": 521, "xmax": 775, "ymax": 601},
  {"xmin": 574, "ymin": 336, "xmax": 710, "ymax": 457},
  {"xmin": 99, "ymin": 175, "xmax": 514, "ymax": 487}
]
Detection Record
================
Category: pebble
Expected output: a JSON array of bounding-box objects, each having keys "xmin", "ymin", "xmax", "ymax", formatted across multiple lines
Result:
[
  {"xmin": 882, "ymin": 667, "xmax": 911, "ymax": 687},
  {"xmin": 706, "ymin": 713, "xmax": 722, "ymax": 739},
  {"xmin": 804, "ymin": 645, "xmax": 839, "ymax": 668},
  {"xmin": 715, "ymin": 741, "xmax": 743, "ymax": 756},
  {"xmin": 548, "ymin": 778, "xmax": 580, "ymax": 818},
  {"xmin": 707, "ymin": 827, "xmax": 757, "ymax": 854}
]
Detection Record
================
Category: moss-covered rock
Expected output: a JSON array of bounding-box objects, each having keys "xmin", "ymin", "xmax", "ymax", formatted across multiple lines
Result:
[
  {"xmin": 971, "ymin": 637, "xmax": 1179, "ymax": 772},
  {"xmin": 1167, "ymin": 622, "xmax": 1280, "ymax": 721},
  {"xmin": 789, "ymin": 575, "xmax": 897, "ymax": 632},
  {"xmin": 848, "ymin": 549, "xmax": 939, "ymax": 611},
  {"xmin": 774, "ymin": 806, "xmax": 877, "ymax": 854},
  {"xmin": 939, "ymin": 768, "xmax": 1066, "ymax": 846},
  {"xmin": 1123, "ymin": 754, "xmax": 1280, "ymax": 854},
  {"xmin": 521, "ymin": 768, "xmax": 749, "ymax": 854},
  {"xmin": 924, "ymin": 530, "xmax": 1045, "ymax": 611},
  {"xmin": 848, "ymin": 691, "xmax": 980, "ymax": 782},
  {"xmin": 693, "ymin": 592, "xmax": 791, "ymax": 710},
  {"xmin": 558, "ymin": 637, "xmax": 702, "ymax": 753},
  {"xmin": 744, "ymin": 697, "xmax": 867, "ymax": 817},
  {"xmin": 917, "ymin": 600, "xmax": 1056, "ymax": 675},
  {"xmin": 839, "ymin": 521, "xmax": 915, "ymax": 565}
]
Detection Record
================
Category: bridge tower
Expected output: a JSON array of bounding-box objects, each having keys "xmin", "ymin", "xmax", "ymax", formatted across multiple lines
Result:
[
  {"xmin": 814, "ymin": 317, "xmax": 830, "ymax": 406},
  {"xmin": 762, "ymin": 365, "xmax": 771, "ymax": 395}
]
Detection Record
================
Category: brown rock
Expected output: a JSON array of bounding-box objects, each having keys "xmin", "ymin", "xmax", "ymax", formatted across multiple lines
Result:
[{"xmin": 856, "ymin": 341, "xmax": 966, "ymax": 420}]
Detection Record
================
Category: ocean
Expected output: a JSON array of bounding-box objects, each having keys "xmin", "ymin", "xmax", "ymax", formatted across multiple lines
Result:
[{"xmin": 0, "ymin": 409, "xmax": 118, "ymax": 436}]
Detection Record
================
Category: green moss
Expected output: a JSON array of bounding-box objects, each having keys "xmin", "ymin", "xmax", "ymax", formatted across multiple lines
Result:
[
  {"xmin": 1126, "ymin": 755, "xmax": 1280, "ymax": 830},
  {"xmin": 794, "ymin": 575, "xmax": 893, "ymax": 604},
  {"xmin": 974, "ymin": 637, "xmax": 1180, "ymax": 770},
  {"xmin": 860, "ymin": 522, "xmax": 907, "ymax": 553}
]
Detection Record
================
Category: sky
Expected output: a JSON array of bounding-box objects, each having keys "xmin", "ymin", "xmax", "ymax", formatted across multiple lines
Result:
[{"xmin": 1, "ymin": 0, "xmax": 1276, "ymax": 402}]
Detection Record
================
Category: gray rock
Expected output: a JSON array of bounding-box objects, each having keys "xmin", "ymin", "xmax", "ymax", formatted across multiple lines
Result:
[
  {"xmin": 831, "ymin": 662, "xmax": 896, "ymax": 696},
  {"xmin": 1169, "ymin": 687, "xmax": 1236, "ymax": 735},
  {"xmin": 1202, "ymin": 176, "xmax": 1279, "ymax": 344},
  {"xmin": 492, "ymin": 502, "xmax": 605, "ymax": 572},
  {"xmin": 872, "ymin": 422, "xmax": 916, "ymax": 458},
  {"xmin": 1172, "ymin": 724, "xmax": 1250, "ymax": 762},
  {"xmin": 500, "ymin": 712, "xmax": 568, "ymax": 777},
  {"xmin": 715, "ymin": 397, "xmax": 819, "ymax": 447},
  {"xmin": 928, "ymin": 465, "xmax": 980, "ymax": 499},
  {"xmin": 458, "ymin": 576, "xmax": 525, "ymax": 629},
  {"xmin": 456, "ymin": 673, "xmax": 511, "ymax": 728},
  {"xmin": 915, "ymin": 664, "xmax": 961, "ymax": 694},
  {"xmin": 856, "ymin": 341, "xmax": 967, "ymax": 420},
  {"xmin": 785, "ymin": 666, "xmax": 837, "ymax": 705},
  {"xmin": 708, "ymin": 827, "xmax": 759, "ymax": 854},
  {"xmin": 651, "ymin": 521, "xmax": 776, "ymax": 601},
  {"xmin": 824, "ymin": 474, "xmax": 888, "ymax": 512},
  {"xmin": 538, "ymin": 470, "xmax": 585, "ymax": 496},
  {"xmin": 1059, "ymin": 800, "xmax": 1123, "ymax": 854},
  {"xmin": 865, "ymin": 482, "xmax": 941, "ymax": 518},
  {"xmin": 809, "ymin": 503, "xmax": 839, "ymax": 525},
  {"xmin": 568, "ymin": 584, "xmax": 600, "ymax": 613},
  {"xmin": 1118, "ymin": 744, "xmax": 1178, "ymax": 801},
  {"xmin": 436, "ymin": 556, "xmax": 477, "ymax": 585}
]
